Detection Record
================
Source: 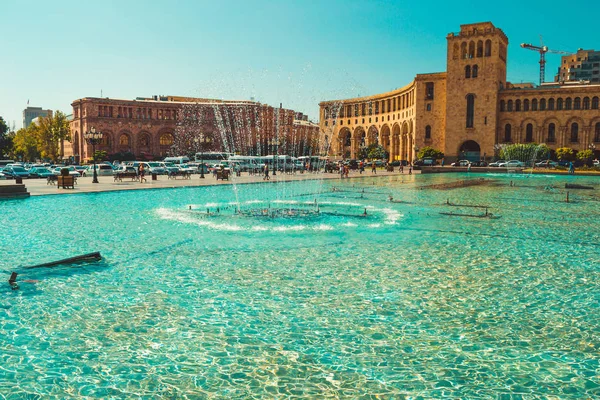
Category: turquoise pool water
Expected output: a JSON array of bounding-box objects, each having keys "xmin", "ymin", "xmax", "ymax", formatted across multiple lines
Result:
[{"xmin": 1, "ymin": 173, "xmax": 599, "ymax": 398}]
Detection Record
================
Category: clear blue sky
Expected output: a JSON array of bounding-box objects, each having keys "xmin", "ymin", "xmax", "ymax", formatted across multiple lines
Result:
[{"xmin": 2, "ymin": 0, "xmax": 599, "ymax": 130}]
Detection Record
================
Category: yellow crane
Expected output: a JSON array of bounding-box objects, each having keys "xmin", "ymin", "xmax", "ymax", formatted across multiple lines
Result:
[{"xmin": 520, "ymin": 37, "xmax": 572, "ymax": 85}]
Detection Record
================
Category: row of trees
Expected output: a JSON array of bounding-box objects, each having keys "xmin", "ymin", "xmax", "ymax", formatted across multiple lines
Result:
[{"xmin": 0, "ymin": 112, "xmax": 71, "ymax": 162}]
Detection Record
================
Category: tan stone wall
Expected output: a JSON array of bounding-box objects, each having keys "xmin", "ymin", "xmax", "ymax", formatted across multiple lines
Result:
[
  {"xmin": 498, "ymin": 89, "xmax": 600, "ymax": 151},
  {"xmin": 444, "ymin": 23, "xmax": 508, "ymax": 161},
  {"xmin": 414, "ymin": 73, "xmax": 447, "ymax": 157},
  {"xmin": 319, "ymin": 83, "xmax": 417, "ymax": 162},
  {"xmin": 318, "ymin": 22, "xmax": 600, "ymax": 162}
]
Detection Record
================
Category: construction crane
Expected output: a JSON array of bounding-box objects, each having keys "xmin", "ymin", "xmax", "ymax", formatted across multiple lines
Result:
[{"xmin": 520, "ymin": 37, "xmax": 572, "ymax": 85}]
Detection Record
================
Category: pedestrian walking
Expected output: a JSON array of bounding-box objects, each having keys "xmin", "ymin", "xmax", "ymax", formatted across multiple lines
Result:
[
  {"xmin": 371, "ymin": 161, "xmax": 377, "ymax": 174},
  {"xmin": 263, "ymin": 163, "xmax": 270, "ymax": 180},
  {"xmin": 408, "ymin": 165, "xmax": 412, "ymax": 175}
]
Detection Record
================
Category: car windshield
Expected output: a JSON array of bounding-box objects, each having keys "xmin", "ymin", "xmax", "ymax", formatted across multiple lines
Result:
[
  {"xmin": 13, "ymin": 167, "xmax": 26, "ymax": 172},
  {"xmin": 148, "ymin": 163, "xmax": 160, "ymax": 167}
]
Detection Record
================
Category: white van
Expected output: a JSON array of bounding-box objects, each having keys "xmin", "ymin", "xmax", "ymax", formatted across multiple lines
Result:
[{"xmin": 163, "ymin": 156, "xmax": 190, "ymax": 165}]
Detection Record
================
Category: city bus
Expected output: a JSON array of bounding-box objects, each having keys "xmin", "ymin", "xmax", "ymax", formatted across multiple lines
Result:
[
  {"xmin": 194, "ymin": 152, "xmax": 232, "ymax": 163},
  {"xmin": 297, "ymin": 156, "xmax": 325, "ymax": 171},
  {"xmin": 260, "ymin": 155, "xmax": 293, "ymax": 172}
]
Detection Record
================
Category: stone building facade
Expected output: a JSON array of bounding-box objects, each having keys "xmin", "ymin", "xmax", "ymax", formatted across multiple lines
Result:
[
  {"xmin": 319, "ymin": 22, "xmax": 600, "ymax": 163},
  {"xmin": 64, "ymin": 96, "xmax": 319, "ymax": 163}
]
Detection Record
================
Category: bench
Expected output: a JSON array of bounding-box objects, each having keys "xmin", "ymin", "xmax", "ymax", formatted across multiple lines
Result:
[
  {"xmin": 216, "ymin": 170, "xmax": 230, "ymax": 181},
  {"xmin": 168, "ymin": 171, "xmax": 192, "ymax": 180},
  {"xmin": 113, "ymin": 172, "xmax": 139, "ymax": 182},
  {"xmin": 57, "ymin": 175, "xmax": 75, "ymax": 189}
]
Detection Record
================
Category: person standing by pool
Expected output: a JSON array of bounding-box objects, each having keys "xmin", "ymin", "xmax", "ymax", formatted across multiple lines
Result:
[
  {"xmin": 371, "ymin": 161, "xmax": 377, "ymax": 174},
  {"xmin": 568, "ymin": 161, "xmax": 575, "ymax": 175},
  {"xmin": 138, "ymin": 163, "xmax": 146, "ymax": 183},
  {"xmin": 263, "ymin": 163, "xmax": 270, "ymax": 180}
]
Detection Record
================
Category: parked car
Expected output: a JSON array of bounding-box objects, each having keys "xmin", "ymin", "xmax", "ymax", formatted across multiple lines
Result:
[
  {"xmin": 52, "ymin": 166, "xmax": 81, "ymax": 177},
  {"xmin": 594, "ymin": 159, "xmax": 599, "ymax": 167},
  {"xmin": 489, "ymin": 160, "xmax": 505, "ymax": 167},
  {"xmin": 2, "ymin": 166, "xmax": 31, "ymax": 179},
  {"xmin": 535, "ymin": 160, "xmax": 558, "ymax": 168},
  {"xmin": 498, "ymin": 160, "xmax": 525, "ymax": 168},
  {"xmin": 28, "ymin": 167, "xmax": 55, "ymax": 179},
  {"xmin": 178, "ymin": 164, "xmax": 199, "ymax": 174},
  {"xmin": 470, "ymin": 160, "xmax": 488, "ymax": 167},
  {"xmin": 451, "ymin": 160, "xmax": 471, "ymax": 167},
  {"xmin": 72, "ymin": 165, "xmax": 89, "ymax": 176},
  {"xmin": 88, "ymin": 164, "xmax": 116, "ymax": 176}
]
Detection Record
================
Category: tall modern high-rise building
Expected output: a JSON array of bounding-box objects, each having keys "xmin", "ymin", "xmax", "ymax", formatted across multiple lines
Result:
[
  {"xmin": 555, "ymin": 49, "xmax": 600, "ymax": 83},
  {"xmin": 22, "ymin": 106, "xmax": 52, "ymax": 128}
]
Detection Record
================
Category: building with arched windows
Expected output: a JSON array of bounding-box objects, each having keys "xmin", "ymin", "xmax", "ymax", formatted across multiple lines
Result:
[
  {"xmin": 64, "ymin": 96, "xmax": 319, "ymax": 163},
  {"xmin": 319, "ymin": 22, "xmax": 600, "ymax": 162}
]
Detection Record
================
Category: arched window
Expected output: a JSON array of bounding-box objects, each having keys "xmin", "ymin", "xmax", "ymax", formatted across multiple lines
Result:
[
  {"xmin": 344, "ymin": 133, "xmax": 351, "ymax": 146},
  {"xmin": 548, "ymin": 123, "xmax": 556, "ymax": 142},
  {"xmin": 557, "ymin": 98, "xmax": 563, "ymax": 110},
  {"xmin": 504, "ymin": 124, "xmax": 512, "ymax": 142},
  {"xmin": 100, "ymin": 134, "xmax": 111, "ymax": 146},
  {"xmin": 139, "ymin": 134, "xmax": 150, "ymax": 147},
  {"xmin": 500, "ymin": 100, "xmax": 506, "ymax": 112},
  {"xmin": 468, "ymin": 41, "xmax": 475, "ymax": 58},
  {"xmin": 466, "ymin": 94, "xmax": 475, "ymax": 128},
  {"xmin": 595, "ymin": 122, "xmax": 600, "ymax": 142},
  {"xmin": 565, "ymin": 98, "xmax": 572, "ymax": 110},
  {"xmin": 593, "ymin": 97, "xmax": 599, "ymax": 109},
  {"xmin": 453, "ymin": 43, "xmax": 459, "ymax": 60},
  {"xmin": 515, "ymin": 99, "xmax": 521, "ymax": 111},
  {"xmin": 507, "ymin": 100, "xmax": 513, "ymax": 111},
  {"xmin": 472, "ymin": 65, "xmax": 478, "ymax": 78},
  {"xmin": 570, "ymin": 123, "xmax": 579, "ymax": 143},
  {"xmin": 525, "ymin": 123, "xmax": 533, "ymax": 142},
  {"xmin": 484, "ymin": 39, "xmax": 492, "ymax": 56},
  {"xmin": 523, "ymin": 99, "xmax": 530, "ymax": 111},
  {"xmin": 119, "ymin": 134, "xmax": 129, "ymax": 146},
  {"xmin": 425, "ymin": 125, "xmax": 431, "ymax": 139},
  {"xmin": 465, "ymin": 65, "xmax": 471, "ymax": 78},
  {"xmin": 583, "ymin": 97, "xmax": 590, "ymax": 110},
  {"xmin": 477, "ymin": 40, "xmax": 483, "ymax": 57},
  {"xmin": 548, "ymin": 98, "xmax": 555, "ymax": 110},
  {"xmin": 574, "ymin": 97, "xmax": 581, "ymax": 110},
  {"xmin": 532, "ymin": 99, "xmax": 538, "ymax": 111},
  {"xmin": 461, "ymin": 42, "xmax": 468, "ymax": 59},
  {"xmin": 159, "ymin": 133, "xmax": 174, "ymax": 146},
  {"xmin": 540, "ymin": 98, "xmax": 546, "ymax": 110}
]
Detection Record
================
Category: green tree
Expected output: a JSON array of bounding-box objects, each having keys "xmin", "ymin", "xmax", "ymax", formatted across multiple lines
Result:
[
  {"xmin": 555, "ymin": 147, "xmax": 575, "ymax": 161},
  {"xmin": 499, "ymin": 143, "xmax": 549, "ymax": 162},
  {"xmin": 576, "ymin": 149, "xmax": 593, "ymax": 161},
  {"xmin": 94, "ymin": 150, "xmax": 108, "ymax": 162},
  {"xmin": 12, "ymin": 127, "xmax": 40, "ymax": 161},
  {"xmin": 417, "ymin": 146, "xmax": 444, "ymax": 160},
  {"xmin": 35, "ymin": 111, "xmax": 71, "ymax": 161},
  {"xmin": 0, "ymin": 116, "xmax": 12, "ymax": 158},
  {"xmin": 362, "ymin": 143, "xmax": 388, "ymax": 160}
]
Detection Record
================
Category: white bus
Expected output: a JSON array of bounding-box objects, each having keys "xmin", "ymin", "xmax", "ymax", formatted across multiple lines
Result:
[
  {"xmin": 228, "ymin": 155, "xmax": 262, "ymax": 172},
  {"xmin": 194, "ymin": 152, "xmax": 232, "ymax": 163},
  {"xmin": 297, "ymin": 156, "xmax": 325, "ymax": 171},
  {"xmin": 260, "ymin": 155, "xmax": 294, "ymax": 172},
  {"xmin": 164, "ymin": 156, "xmax": 190, "ymax": 165}
]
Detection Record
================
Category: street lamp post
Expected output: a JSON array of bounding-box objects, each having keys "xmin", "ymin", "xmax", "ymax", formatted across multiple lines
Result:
[
  {"xmin": 84, "ymin": 127, "xmax": 103, "ymax": 183},
  {"xmin": 493, "ymin": 144, "xmax": 502, "ymax": 161},
  {"xmin": 269, "ymin": 138, "xmax": 280, "ymax": 176}
]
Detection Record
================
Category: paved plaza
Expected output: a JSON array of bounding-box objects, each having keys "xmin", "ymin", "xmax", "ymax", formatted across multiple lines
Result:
[{"xmin": 0, "ymin": 169, "xmax": 416, "ymax": 196}]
